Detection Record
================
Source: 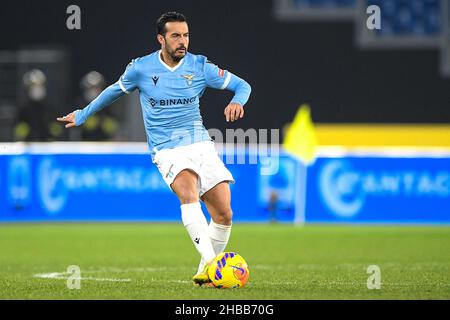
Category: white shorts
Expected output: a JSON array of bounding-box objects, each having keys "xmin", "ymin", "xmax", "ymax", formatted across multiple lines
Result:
[{"xmin": 153, "ymin": 141, "xmax": 234, "ymax": 196}]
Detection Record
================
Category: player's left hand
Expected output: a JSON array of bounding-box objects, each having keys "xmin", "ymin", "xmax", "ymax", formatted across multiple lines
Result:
[{"xmin": 224, "ymin": 103, "xmax": 244, "ymax": 122}]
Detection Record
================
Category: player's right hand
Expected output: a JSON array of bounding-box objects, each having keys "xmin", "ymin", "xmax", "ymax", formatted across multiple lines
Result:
[{"xmin": 57, "ymin": 111, "xmax": 77, "ymax": 128}]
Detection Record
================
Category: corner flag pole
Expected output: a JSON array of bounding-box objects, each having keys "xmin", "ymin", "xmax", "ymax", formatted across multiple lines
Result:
[
  {"xmin": 282, "ymin": 104, "xmax": 317, "ymax": 225},
  {"xmin": 294, "ymin": 159, "xmax": 307, "ymax": 224}
]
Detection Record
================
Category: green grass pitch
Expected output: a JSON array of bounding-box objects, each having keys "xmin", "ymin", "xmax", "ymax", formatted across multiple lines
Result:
[{"xmin": 0, "ymin": 223, "xmax": 449, "ymax": 299}]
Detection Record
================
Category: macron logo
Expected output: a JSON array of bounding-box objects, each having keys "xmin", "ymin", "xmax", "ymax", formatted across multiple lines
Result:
[{"xmin": 194, "ymin": 238, "xmax": 200, "ymax": 244}]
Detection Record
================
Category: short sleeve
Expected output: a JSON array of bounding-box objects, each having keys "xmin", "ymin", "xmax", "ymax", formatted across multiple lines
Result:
[
  {"xmin": 118, "ymin": 59, "xmax": 139, "ymax": 94},
  {"xmin": 203, "ymin": 60, "xmax": 232, "ymax": 90}
]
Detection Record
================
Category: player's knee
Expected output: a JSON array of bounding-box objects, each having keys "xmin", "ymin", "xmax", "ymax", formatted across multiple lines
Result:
[
  {"xmin": 177, "ymin": 189, "xmax": 199, "ymax": 204},
  {"xmin": 215, "ymin": 207, "xmax": 233, "ymax": 225},
  {"xmin": 172, "ymin": 170, "xmax": 199, "ymax": 204}
]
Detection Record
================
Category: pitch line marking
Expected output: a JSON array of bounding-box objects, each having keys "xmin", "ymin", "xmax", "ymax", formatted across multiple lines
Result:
[
  {"xmin": 33, "ymin": 272, "xmax": 131, "ymax": 282},
  {"xmin": 33, "ymin": 263, "xmax": 450, "ymax": 288}
]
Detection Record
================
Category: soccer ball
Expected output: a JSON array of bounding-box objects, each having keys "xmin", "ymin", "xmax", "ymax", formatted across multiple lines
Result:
[{"xmin": 208, "ymin": 251, "xmax": 250, "ymax": 289}]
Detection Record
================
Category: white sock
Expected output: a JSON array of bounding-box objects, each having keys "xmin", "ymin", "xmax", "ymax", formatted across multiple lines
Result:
[
  {"xmin": 209, "ymin": 220, "xmax": 232, "ymax": 254},
  {"xmin": 197, "ymin": 220, "xmax": 232, "ymax": 273},
  {"xmin": 181, "ymin": 202, "xmax": 216, "ymax": 273}
]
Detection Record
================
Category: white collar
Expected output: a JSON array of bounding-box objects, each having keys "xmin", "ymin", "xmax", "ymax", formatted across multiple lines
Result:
[{"xmin": 158, "ymin": 50, "xmax": 185, "ymax": 72}]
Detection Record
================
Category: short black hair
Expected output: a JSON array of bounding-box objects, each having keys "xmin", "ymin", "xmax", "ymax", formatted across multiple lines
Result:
[{"xmin": 156, "ymin": 12, "xmax": 187, "ymax": 36}]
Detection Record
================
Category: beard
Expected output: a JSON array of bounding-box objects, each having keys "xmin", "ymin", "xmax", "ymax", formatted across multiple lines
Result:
[{"xmin": 167, "ymin": 45, "xmax": 187, "ymax": 61}]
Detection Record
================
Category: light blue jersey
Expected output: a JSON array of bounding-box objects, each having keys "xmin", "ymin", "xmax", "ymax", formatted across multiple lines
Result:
[{"xmin": 75, "ymin": 51, "xmax": 252, "ymax": 158}]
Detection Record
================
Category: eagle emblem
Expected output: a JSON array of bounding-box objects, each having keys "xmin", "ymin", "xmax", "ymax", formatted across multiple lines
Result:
[{"xmin": 181, "ymin": 74, "xmax": 195, "ymax": 86}]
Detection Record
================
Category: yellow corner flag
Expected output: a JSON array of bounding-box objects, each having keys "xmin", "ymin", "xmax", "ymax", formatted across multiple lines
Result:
[{"xmin": 283, "ymin": 104, "xmax": 318, "ymax": 165}]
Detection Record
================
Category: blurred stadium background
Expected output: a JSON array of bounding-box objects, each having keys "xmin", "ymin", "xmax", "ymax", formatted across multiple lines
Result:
[{"xmin": 0, "ymin": 0, "xmax": 449, "ymax": 299}]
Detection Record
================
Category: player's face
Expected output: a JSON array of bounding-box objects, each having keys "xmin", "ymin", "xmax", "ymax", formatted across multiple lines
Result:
[{"xmin": 161, "ymin": 22, "xmax": 189, "ymax": 61}]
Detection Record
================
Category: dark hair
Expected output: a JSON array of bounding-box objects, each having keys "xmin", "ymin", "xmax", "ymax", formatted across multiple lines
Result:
[{"xmin": 156, "ymin": 12, "xmax": 187, "ymax": 36}]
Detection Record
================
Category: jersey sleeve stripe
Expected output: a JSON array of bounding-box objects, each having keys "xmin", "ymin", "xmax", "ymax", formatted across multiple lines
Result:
[
  {"xmin": 220, "ymin": 72, "xmax": 232, "ymax": 90},
  {"xmin": 118, "ymin": 79, "xmax": 130, "ymax": 94}
]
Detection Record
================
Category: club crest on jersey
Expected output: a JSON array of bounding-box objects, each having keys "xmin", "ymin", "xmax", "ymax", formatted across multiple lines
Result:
[{"xmin": 181, "ymin": 74, "xmax": 195, "ymax": 86}]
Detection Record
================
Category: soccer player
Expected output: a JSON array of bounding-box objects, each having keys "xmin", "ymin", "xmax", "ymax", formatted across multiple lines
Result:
[{"xmin": 57, "ymin": 12, "xmax": 252, "ymax": 286}]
